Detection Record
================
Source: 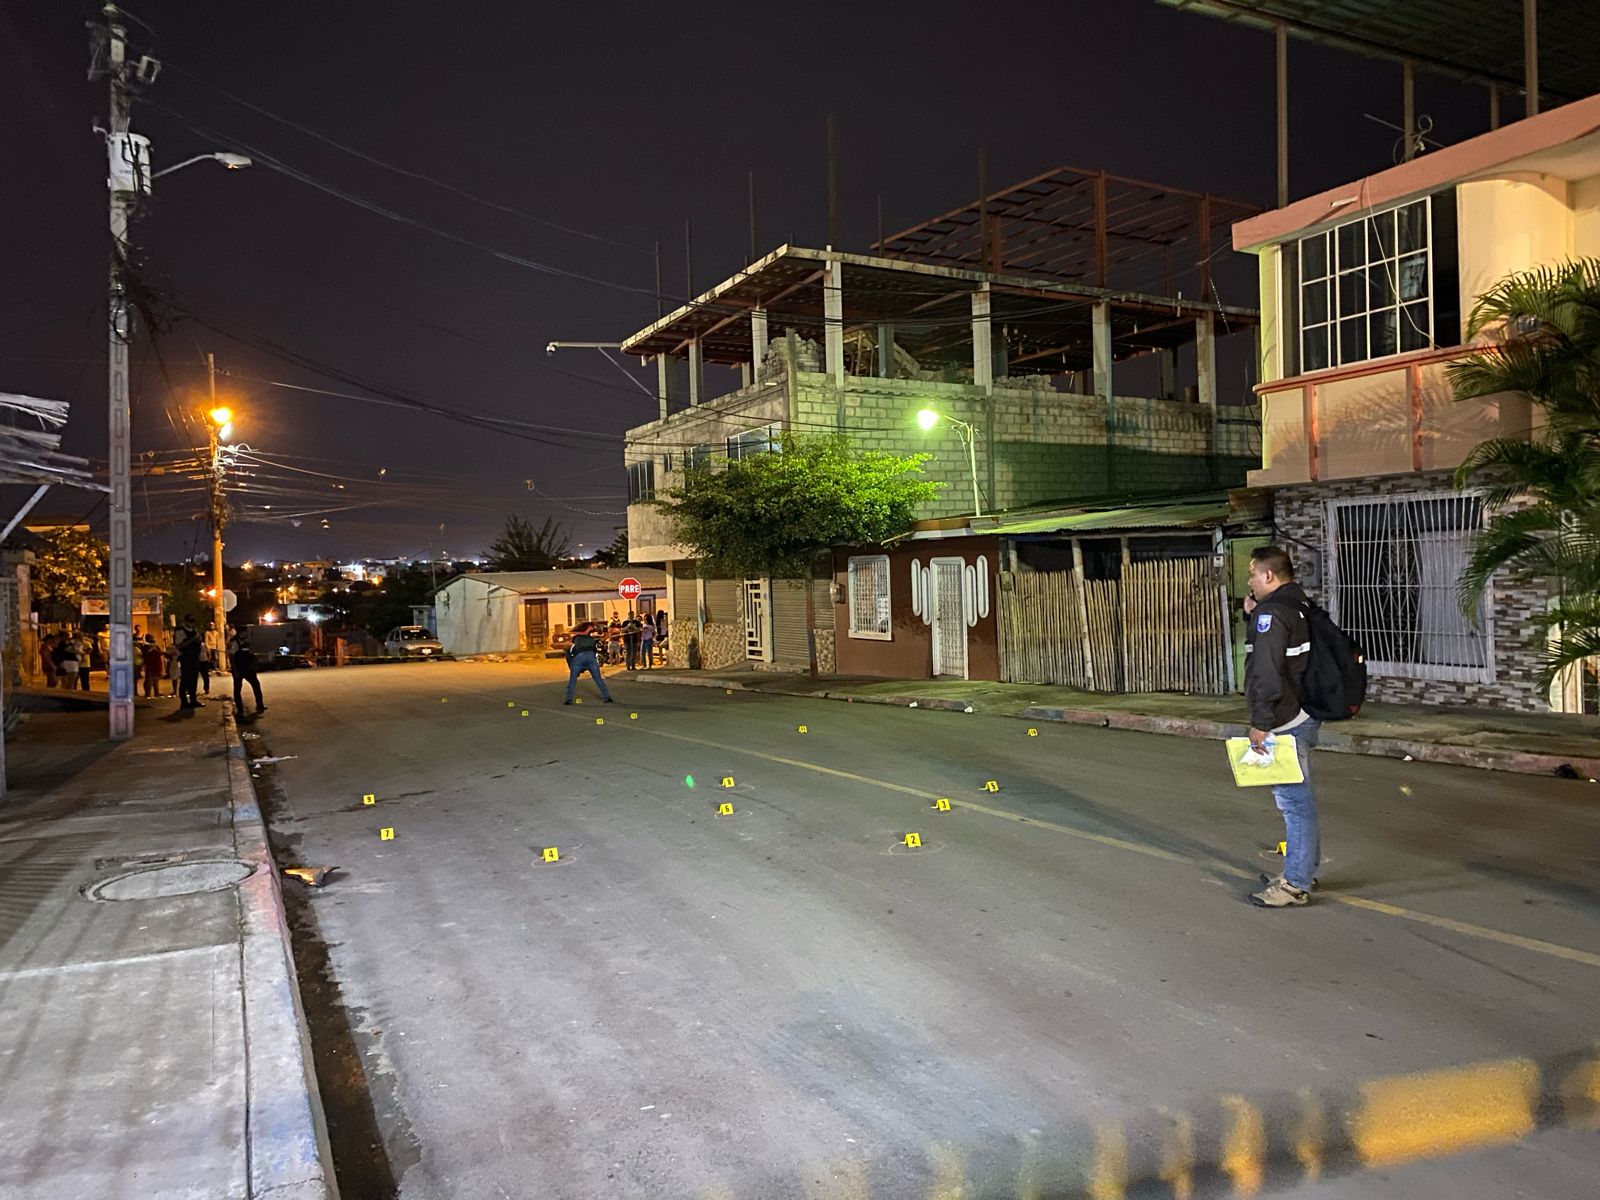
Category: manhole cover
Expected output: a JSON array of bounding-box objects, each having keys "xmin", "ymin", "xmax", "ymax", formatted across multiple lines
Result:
[{"xmin": 86, "ymin": 859, "xmax": 254, "ymax": 901}]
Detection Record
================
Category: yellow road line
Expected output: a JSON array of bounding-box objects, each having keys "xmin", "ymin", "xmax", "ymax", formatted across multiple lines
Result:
[{"xmin": 624, "ymin": 723, "xmax": 1600, "ymax": 973}]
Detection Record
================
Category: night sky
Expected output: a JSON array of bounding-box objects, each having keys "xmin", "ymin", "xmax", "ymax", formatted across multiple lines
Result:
[{"xmin": 3, "ymin": 1, "xmax": 1497, "ymax": 564}]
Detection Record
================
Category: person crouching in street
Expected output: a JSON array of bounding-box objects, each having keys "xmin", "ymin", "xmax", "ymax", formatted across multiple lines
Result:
[
  {"xmin": 1244, "ymin": 545, "xmax": 1321, "ymax": 909},
  {"xmin": 230, "ymin": 632, "xmax": 267, "ymax": 716},
  {"xmin": 563, "ymin": 623, "xmax": 613, "ymax": 705}
]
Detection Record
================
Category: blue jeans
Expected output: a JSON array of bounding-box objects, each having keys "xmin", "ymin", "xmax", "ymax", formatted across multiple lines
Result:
[
  {"xmin": 565, "ymin": 651, "xmax": 611, "ymax": 702},
  {"xmin": 1272, "ymin": 719, "xmax": 1321, "ymax": 891}
]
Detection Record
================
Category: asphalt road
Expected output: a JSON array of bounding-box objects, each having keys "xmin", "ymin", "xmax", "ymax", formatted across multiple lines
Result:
[{"xmin": 243, "ymin": 660, "xmax": 1600, "ymax": 1199}]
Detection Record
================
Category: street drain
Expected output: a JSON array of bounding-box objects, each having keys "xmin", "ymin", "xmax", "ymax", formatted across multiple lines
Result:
[{"xmin": 85, "ymin": 859, "xmax": 254, "ymax": 902}]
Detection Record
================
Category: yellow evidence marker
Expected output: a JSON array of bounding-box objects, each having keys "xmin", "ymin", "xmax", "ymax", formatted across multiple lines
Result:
[
  {"xmin": 725, "ymin": 689, "xmax": 733, "ymax": 695},
  {"xmin": 717, "ymin": 802, "xmax": 734, "ymax": 816},
  {"xmin": 440, "ymin": 697, "xmax": 448, "ymax": 703},
  {"xmin": 595, "ymin": 718, "xmax": 605, "ymax": 725},
  {"xmin": 1027, "ymin": 727, "xmax": 1039, "ymax": 737},
  {"xmin": 362, "ymin": 794, "xmax": 376, "ymax": 806},
  {"xmin": 380, "ymin": 828, "xmax": 395, "ymax": 841},
  {"xmin": 541, "ymin": 847, "xmax": 560, "ymax": 863},
  {"xmin": 1275, "ymin": 841, "xmax": 1287, "ymax": 856},
  {"xmin": 521, "ymin": 710, "xmax": 530, "ymax": 717},
  {"xmin": 934, "ymin": 798, "xmax": 952, "ymax": 812},
  {"xmin": 797, "ymin": 725, "xmax": 808, "ymax": 734},
  {"xmin": 721, "ymin": 776, "xmax": 736, "ymax": 788},
  {"xmin": 574, "ymin": 697, "xmax": 582, "ymax": 704},
  {"xmin": 982, "ymin": 780, "xmax": 1000, "ymax": 792},
  {"xmin": 507, "ymin": 701, "xmax": 516, "ymax": 707},
  {"xmin": 629, "ymin": 712, "xmax": 638, "ymax": 720},
  {"xmin": 903, "ymin": 832, "xmax": 923, "ymax": 848}
]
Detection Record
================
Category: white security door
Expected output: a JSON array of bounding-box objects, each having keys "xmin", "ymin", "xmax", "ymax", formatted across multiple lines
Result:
[
  {"xmin": 743, "ymin": 578, "xmax": 771, "ymax": 661},
  {"xmin": 929, "ymin": 558, "xmax": 968, "ymax": 679}
]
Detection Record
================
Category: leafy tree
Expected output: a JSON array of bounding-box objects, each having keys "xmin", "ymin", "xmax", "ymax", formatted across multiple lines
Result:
[
  {"xmin": 485, "ymin": 514, "xmax": 571, "ymax": 571},
  {"xmin": 31, "ymin": 528, "xmax": 108, "ymax": 612},
  {"xmin": 364, "ymin": 565, "xmax": 440, "ymax": 637},
  {"xmin": 590, "ymin": 528, "xmax": 630, "ymax": 568},
  {"xmin": 1451, "ymin": 258, "xmax": 1600, "ymax": 685},
  {"xmin": 652, "ymin": 432, "xmax": 941, "ymax": 579},
  {"xmin": 133, "ymin": 563, "xmax": 210, "ymax": 630}
]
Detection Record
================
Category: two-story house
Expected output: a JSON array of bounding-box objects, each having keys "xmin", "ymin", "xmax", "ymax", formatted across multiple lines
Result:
[
  {"xmin": 1232, "ymin": 94, "xmax": 1600, "ymax": 713},
  {"xmin": 623, "ymin": 166, "xmax": 1262, "ymax": 677}
]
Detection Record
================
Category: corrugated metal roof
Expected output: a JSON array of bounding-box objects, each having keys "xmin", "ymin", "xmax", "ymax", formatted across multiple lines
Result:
[
  {"xmin": 985, "ymin": 500, "xmax": 1231, "ymax": 536},
  {"xmin": 1157, "ymin": 0, "xmax": 1600, "ymax": 103},
  {"xmin": 436, "ymin": 568, "xmax": 666, "ymax": 597}
]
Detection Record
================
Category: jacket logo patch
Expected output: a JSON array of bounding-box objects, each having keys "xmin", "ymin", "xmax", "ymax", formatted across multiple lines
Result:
[{"xmin": 1256, "ymin": 613, "xmax": 1273, "ymax": 633}]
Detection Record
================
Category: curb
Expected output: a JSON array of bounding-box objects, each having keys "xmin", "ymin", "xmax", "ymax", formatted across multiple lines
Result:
[
  {"xmin": 222, "ymin": 707, "xmax": 341, "ymax": 1200},
  {"xmin": 622, "ymin": 674, "xmax": 1599, "ymax": 780}
]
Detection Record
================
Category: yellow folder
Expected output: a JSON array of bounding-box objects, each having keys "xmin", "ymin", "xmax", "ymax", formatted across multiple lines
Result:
[{"xmin": 1225, "ymin": 735, "xmax": 1304, "ymax": 788}]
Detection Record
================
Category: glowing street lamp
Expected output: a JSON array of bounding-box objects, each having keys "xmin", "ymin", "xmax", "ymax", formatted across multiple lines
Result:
[{"xmin": 914, "ymin": 407, "xmax": 982, "ymax": 517}]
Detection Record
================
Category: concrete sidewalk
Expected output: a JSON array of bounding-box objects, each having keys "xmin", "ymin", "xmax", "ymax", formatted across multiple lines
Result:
[
  {"xmin": 0, "ymin": 703, "xmax": 336, "ymax": 1199},
  {"xmin": 621, "ymin": 666, "xmax": 1600, "ymax": 779}
]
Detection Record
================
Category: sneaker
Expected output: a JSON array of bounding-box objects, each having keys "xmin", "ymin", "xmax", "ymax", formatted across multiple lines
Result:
[
  {"xmin": 562, "ymin": 699, "xmax": 573, "ymax": 705},
  {"xmin": 603, "ymin": 697, "xmax": 615, "ymax": 703},
  {"xmin": 1251, "ymin": 877, "xmax": 1310, "ymax": 908},
  {"xmin": 1259, "ymin": 872, "xmax": 1319, "ymax": 892}
]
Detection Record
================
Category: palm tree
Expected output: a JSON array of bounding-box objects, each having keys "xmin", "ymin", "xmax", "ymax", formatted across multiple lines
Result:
[
  {"xmin": 1450, "ymin": 259, "xmax": 1600, "ymax": 688},
  {"xmin": 485, "ymin": 515, "xmax": 571, "ymax": 571}
]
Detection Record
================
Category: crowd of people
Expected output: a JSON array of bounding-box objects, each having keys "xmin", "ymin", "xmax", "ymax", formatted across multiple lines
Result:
[{"xmin": 35, "ymin": 619, "xmax": 265, "ymax": 717}]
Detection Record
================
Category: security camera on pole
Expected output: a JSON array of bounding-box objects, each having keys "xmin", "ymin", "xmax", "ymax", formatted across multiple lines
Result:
[{"xmin": 92, "ymin": 4, "xmax": 250, "ymax": 738}]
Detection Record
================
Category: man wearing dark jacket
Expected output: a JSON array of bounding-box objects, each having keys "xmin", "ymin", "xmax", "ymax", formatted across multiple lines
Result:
[
  {"xmin": 230, "ymin": 633, "xmax": 267, "ymax": 716},
  {"xmin": 177, "ymin": 619, "xmax": 204, "ymax": 708},
  {"xmin": 1243, "ymin": 545, "xmax": 1320, "ymax": 908},
  {"xmin": 563, "ymin": 623, "xmax": 613, "ymax": 705}
]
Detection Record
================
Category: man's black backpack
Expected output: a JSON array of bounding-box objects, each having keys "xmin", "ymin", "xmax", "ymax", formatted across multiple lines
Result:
[{"xmin": 1298, "ymin": 602, "xmax": 1367, "ymax": 721}]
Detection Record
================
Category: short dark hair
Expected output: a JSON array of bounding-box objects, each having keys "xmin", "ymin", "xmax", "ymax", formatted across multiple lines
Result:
[{"xmin": 1250, "ymin": 545, "xmax": 1295, "ymax": 580}]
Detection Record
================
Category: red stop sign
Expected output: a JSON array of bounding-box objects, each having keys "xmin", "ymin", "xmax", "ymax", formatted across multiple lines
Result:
[{"xmin": 617, "ymin": 577, "xmax": 642, "ymax": 601}]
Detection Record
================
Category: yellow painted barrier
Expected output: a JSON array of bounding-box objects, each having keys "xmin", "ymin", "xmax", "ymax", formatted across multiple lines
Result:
[{"xmin": 1350, "ymin": 1058, "xmax": 1537, "ymax": 1167}]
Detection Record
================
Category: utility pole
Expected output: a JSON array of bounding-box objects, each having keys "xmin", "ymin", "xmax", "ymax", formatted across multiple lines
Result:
[
  {"xmin": 207, "ymin": 354, "xmax": 229, "ymax": 645},
  {"xmin": 102, "ymin": 3, "xmax": 135, "ymax": 740}
]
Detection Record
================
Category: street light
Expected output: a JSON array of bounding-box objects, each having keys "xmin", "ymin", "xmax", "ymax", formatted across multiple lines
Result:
[
  {"xmin": 152, "ymin": 152, "xmax": 252, "ymax": 180},
  {"xmin": 915, "ymin": 408, "xmax": 982, "ymax": 518}
]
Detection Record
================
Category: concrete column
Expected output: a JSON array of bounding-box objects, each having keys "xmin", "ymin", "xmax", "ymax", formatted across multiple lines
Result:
[
  {"xmin": 823, "ymin": 258, "xmax": 845, "ymax": 387},
  {"xmin": 655, "ymin": 355, "xmax": 670, "ymax": 420},
  {"xmin": 740, "ymin": 364, "xmax": 752, "ymax": 388},
  {"xmin": 1196, "ymin": 312, "xmax": 1217, "ymax": 408},
  {"xmin": 751, "ymin": 306, "xmax": 768, "ymax": 383},
  {"xmin": 1091, "ymin": 302, "xmax": 1112, "ymax": 405},
  {"xmin": 688, "ymin": 339, "xmax": 703, "ymax": 407},
  {"xmin": 1157, "ymin": 348, "xmax": 1177, "ymax": 401},
  {"xmin": 971, "ymin": 286, "xmax": 993, "ymax": 391},
  {"xmin": 876, "ymin": 324, "xmax": 895, "ymax": 379}
]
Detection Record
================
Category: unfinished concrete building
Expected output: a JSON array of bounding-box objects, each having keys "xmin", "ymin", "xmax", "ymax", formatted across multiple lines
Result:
[{"xmin": 622, "ymin": 168, "xmax": 1262, "ymax": 673}]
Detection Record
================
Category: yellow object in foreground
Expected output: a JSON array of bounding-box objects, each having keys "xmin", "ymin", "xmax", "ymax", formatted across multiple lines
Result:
[
  {"xmin": 1225, "ymin": 735, "xmax": 1304, "ymax": 787},
  {"xmin": 379, "ymin": 828, "xmax": 395, "ymax": 841},
  {"xmin": 542, "ymin": 847, "xmax": 560, "ymax": 863}
]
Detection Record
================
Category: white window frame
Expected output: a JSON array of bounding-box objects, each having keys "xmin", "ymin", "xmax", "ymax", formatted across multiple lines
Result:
[
  {"xmin": 1295, "ymin": 197, "xmax": 1434, "ymax": 373},
  {"xmin": 727, "ymin": 422, "xmax": 780, "ymax": 461},
  {"xmin": 846, "ymin": 554, "xmax": 892, "ymax": 640},
  {"xmin": 1325, "ymin": 489, "xmax": 1495, "ymax": 683}
]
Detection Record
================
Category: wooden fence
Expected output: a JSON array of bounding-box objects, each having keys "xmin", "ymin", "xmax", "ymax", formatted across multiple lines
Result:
[{"xmin": 997, "ymin": 558, "xmax": 1231, "ymax": 694}]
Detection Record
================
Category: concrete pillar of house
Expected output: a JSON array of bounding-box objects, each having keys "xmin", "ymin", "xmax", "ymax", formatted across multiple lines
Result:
[
  {"xmin": 1091, "ymin": 302, "xmax": 1113, "ymax": 405},
  {"xmin": 824, "ymin": 258, "xmax": 845, "ymax": 388},
  {"xmin": 971, "ymin": 286, "xmax": 993, "ymax": 391},
  {"xmin": 1196, "ymin": 312, "xmax": 1217, "ymax": 408},
  {"xmin": 688, "ymin": 338, "xmax": 703, "ymax": 407},
  {"xmin": 1157, "ymin": 347, "xmax": 1177, "ymax": 401},
  {"xmin": 751, "ymin": 306, "xmax": 769, "ymax": 384},
  {"xmin": 655, "ymin": 354, "xmax": 671, "ymax": 419},
  {"xmin": 876, "ymin": 323, "xmax": 895, "ymax": 379}
]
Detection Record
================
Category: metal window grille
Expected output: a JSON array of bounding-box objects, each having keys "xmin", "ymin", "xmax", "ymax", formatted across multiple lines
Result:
[
  {"xmin": 847, "ymin": 555, "xmax": 891, "ymax": 639},
  {"xmin": 726, "ymin": 423, "xmax": 780, "ymax": 461},
  {"xmin": 1297, "ymin": 197, "xmax": 1433, "ymax": 372},
  {"xmin": 1325, "ymin": 490, "xmax": 1491, "ymax": 682},
  {"xmin": 627, "ymin": 460, "xmax": 655, "ymax": 503}
]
